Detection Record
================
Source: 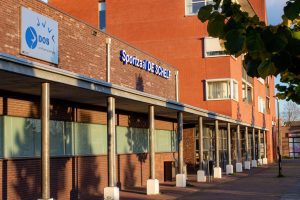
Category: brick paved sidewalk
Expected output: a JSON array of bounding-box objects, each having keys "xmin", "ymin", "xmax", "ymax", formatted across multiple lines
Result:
[{"xmin": 120, "ymin": 159, "xmax": 300, "ymax": 200}]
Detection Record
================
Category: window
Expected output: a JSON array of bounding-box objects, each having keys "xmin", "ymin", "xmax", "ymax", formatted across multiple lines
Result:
[
  {"xmin": 242, "ymin": 66, "xmax": 253, "ymax": 103},
  {"xmin": 242, "ymin": 81, "xmax": 253, "ymax": 103},
  {"xmin": 232, "ymin": 80, "xmax": 238, "ymax": 100},
  {"xmin": 258, "ymin": 96, "xmax": 265, "ymax": 113},
  {"xmin": 204, "ymin": 37, "xmax": 226, "ymax": 57},
  {"xmin": 242, "ymin": 66, "xmax": 253, "ymax": 84},
  {"xmin": 186, "ymin": 0, "xmax": 214, "ymax": 15},
  {"xmin": 266, "ymin": 96, "xmax": 270, "ymax": 113},
  {"xmin": 99, "ymin": 2, "xmax": 106, "ymax": 31},
  {"xmin": 206, "ymin": 79, "xmax": 238, "ymax": 100}
]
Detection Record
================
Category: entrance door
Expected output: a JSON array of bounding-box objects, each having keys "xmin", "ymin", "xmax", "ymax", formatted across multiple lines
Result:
[{"xmin": 164, "ymin": 161, "xmax": 173, "ymax": 182}]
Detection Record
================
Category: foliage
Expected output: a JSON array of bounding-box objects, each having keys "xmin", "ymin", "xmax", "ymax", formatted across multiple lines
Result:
[{"xmin": 198, "ymin": 0, "xmax": 300, "ymax": 104}]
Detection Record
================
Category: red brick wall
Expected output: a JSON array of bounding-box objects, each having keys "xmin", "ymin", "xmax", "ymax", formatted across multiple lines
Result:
[
  {"xmin": 49, "ymin": 0, "xmax": 99, "ymax": 28},
  {"xmin": 0, "ymin": 152, "xmax": 175, "ymax": 200},
  {"xmin": 0, "ymin": 91, "xmax": 177, "ymax": 199},
  {"xmin": 183, "ymin": 128, "xmax": 195, "ymax": 166},
  {"xmin": 0, "ymin": 0, "xmax": 176, "ymax": 100},
  {"xmin": 0, "ymin": 91, "xmax": 176, "ymax": 130}
]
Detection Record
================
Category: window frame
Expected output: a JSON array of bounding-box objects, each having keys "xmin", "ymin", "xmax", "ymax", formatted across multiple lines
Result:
[
  {"xmin": 203, "ymin": 37, "xmax": 228, "ymax": 58},
  {"xmin": 258, "ymin": 96, "xmax": 265, "ymax": 113},
  {"xmin": 242, "ymin": 78, "xmax": 253, "ymax": 104},
  {"xmin": 205, "ymin": 78, "xmax": 239, "ymax": 101},
  {"xmin": 99, "ymin": 2, "xmax": 106, "ymax": 31},
  {"xmin": 185, "ymin": 0, "xmax": 213, "ymax": 16}
]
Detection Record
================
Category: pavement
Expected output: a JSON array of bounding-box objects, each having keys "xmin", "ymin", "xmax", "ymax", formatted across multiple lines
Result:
[{"xmin": 120, "ymin": 159, "xmax": 300, "ymax": 200}]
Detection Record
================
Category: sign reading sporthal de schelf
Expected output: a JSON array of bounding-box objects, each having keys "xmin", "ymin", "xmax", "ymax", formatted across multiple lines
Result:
[
  {"xmin": 120, "ymin": 50, "xmax": 171, "ymax": 79},
  {"xmin": 21, "ymin": 7, "xmax": 58, "ymax": 64}
]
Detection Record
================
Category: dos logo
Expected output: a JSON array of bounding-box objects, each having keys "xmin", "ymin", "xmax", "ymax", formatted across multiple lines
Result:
[{"xmin": 25, "ymin": 26, "xmax": 50, "ymax": 49}]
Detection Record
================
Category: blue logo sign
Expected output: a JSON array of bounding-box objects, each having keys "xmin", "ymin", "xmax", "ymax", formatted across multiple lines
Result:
[
  {"xmin": 25, "ymin": 26, "xmax": 38, "ymax": 49},
  {"xmin": 21, "ymin": 7, "xmax": 58, "ymax": 64}
]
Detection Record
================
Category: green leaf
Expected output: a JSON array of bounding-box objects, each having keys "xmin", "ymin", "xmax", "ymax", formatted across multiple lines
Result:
[
  {"xmin": 198, "ymin": 5, "xmax": 213, "ymax": 23},
  {"xmin": 207, "ymin": 13, "xmax": 225, "ymax": 37},
  {"xmin": 246, "ymin": 29, "xmax": 265, "ymax": 58},
  {"xmin": 262, "ymin": 26, "xmax": 290, "ymax": 54},
  {"xmin": 224, "ymin": 29, "xmax": 245, "ymax": 54},
  {"xmin": 244, "ymin": 54, "xmax": 260, "ymax": 77},
  {"xmin": 284, "ymin": 1, "xmax": 300, "ymax": 21},
  {"xmin": 257, "ymin": 59, "xmax": 277, "ymax": 78},
  {"xmin": 292, "ymin": 30, "xmax": 300, "ymax": 40}
]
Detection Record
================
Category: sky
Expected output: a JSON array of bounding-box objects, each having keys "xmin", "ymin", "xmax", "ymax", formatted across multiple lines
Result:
[{"xmin": 265, "ymin": 0, "xmax": 300, "ymax": 119}]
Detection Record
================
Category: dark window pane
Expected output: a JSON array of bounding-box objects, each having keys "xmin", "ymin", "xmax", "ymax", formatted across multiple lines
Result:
[
  {"xmin": 99, "ymin": 10, "xmax": 106, "ymax": 31},
  {"xmin": 193, "ymin": 2, "xmax": 205, "ymax": 13}
]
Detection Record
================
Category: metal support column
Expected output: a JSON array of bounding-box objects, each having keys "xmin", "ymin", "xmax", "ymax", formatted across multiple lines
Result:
[
  {"xmin": 245, "ymin": 127, "xmax": 249, "ymax": 160},
  {"xmin": 252, "ymin": 128, "xmax": 256, "ymax": 160},
  {"xmin": 263, "ymin": 131, "xmax": 267, "ymax": 158},
  {"xmin": 227, "ymin": 123, "xmax": 231, "ymax": 165},
  {"xmin": 107, "ymin": 96, "xmax": 116, "ymax": 187},
  {"xmin": 149, "ymin": 105, "xmax": 155, "ymax": 179},
  {"xmin": 237, "ymin": 125, "xmax": 241, "ymax": 163},
  {"xmin": 258, "ymin": 129, "xmax": 261, "ymax": 159},
  {"xmin": 215, "ymin": 120, "xmax": 219, "ymax": 167},
  {"xmin": 41, "ymin": 82, "xmax": 50, "ymax": 200},
  {"xmin": 177, "ymin": 112, "xmax": 183, "ymax": 174},
  {"xmin": 198, "ymin": 116, "xmax": 203, "ymax": 170}
]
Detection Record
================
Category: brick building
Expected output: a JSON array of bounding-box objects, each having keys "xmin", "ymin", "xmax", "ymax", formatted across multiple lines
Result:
[
  {"xmin": 0, "ymin": 0, "xmax": 276, "ymax": 199},
  {"xmin": 48, "ymin": 0, "xmax": 276, "ymax": 171},
  {"xmin": 280, "ymin": 121, "xmax": 300, "ymax": 158}
]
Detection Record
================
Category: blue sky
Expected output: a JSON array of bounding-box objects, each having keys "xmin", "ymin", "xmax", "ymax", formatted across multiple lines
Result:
[{"xmin": 266, "ymin": 0, "xmax": 300, "ymax": 116}]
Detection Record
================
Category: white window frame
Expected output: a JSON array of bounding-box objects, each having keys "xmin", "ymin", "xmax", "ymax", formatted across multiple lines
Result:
[
  {"xmin": 204, "ymin": 37, "xmax": 228, "ymax": 58},
  {"xmin": 242, "ymin": 78, "xmax": 253, "ymax": 103},
  {"xmin": 257, "ymin": 77, "xmax": 265, "ymax": 84},
  {"xmin": 258, "ymin": 96, "xmax": 265, "ymax": 113},
  {"xmin": 205, "ymin": 78, "xmax": 238, "ymax": 101},
  {"xmin": 185, "ymin": 0, "xmax": 213, "ymax": 16}
]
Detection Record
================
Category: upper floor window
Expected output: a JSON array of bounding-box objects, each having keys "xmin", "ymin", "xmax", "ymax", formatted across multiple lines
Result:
[
  {"xmin": 206, "ymin": 79, "xmax": 238, "ymax": 101},
  {"xmin": 242, "ymin": 81, "xmax": 253, "ymax": 103},
  {"xmin": 99, "ymin": 2, "xmax": 106, "ymax": 31},
  {"xmin": 266, "ymin": 96, "xmax": 270, "ymax": 114},
  {"xmin": 242, "ymin": 66, "xmax": 253, "ymax": 103},
  {"xmin": 204, "ymin": 37, "xmax": 226, "ymax": 57},
  {"xmin": 186, "ymin": 0, "xmax": 214, "ymax": 15},
  {"xmin": 258, "ymin": 96, "xmax": 265, "ymax": 113}
]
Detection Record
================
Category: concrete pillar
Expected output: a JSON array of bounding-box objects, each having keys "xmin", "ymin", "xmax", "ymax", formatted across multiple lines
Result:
[
  {"xmin": 226, "ymin": 123, "xmax": 233, "ymax": 175},
  {"xmin": 251, "ymin": 128, "xmax": 257, "ymax": 167},
  {"xmin": 258, "ymin": 129, "xmax": 262, "ymax": 165},
  {"xmin": 197, "ymin": 116, "xmax": 206, "ymax": 182},
  {"xmin": 176, "ymin": 112, "xmax": 186, "ymax": 187},
  {"xmin": 244, "ymin": 127, "xmax": 251, "ymax": 170},
  {"xmin": 236, "ymin": 125, "xmax": 243, "ymax": 172},
  {"xmin": 104, "ymin": 97, "xmax": 119, "ymax": 200},
  {"xmin": 263, "ymin": 131, "xmax": 268, "ymax": 164},
  {"xmin": 39, "ymin": 83, "xmax": 52, "ymax": 200},
  {"xmin": 147, "ymin": 105, "xmax": 159, "ymax": 195},
  {"xmin": 214, "ymin": 120, "xmax": 222, "ymax": 178}
]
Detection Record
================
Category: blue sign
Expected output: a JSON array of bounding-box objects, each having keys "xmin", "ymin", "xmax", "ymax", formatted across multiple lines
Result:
[
  {"xmin": 25, "ymin": 27, "xmax": 38, "ymax": 49},
  {"xmin": 21, "ymin": 7, "xmax": 58, "ymax": 64},
  {"xmin": 120, "ymin": 50, "xmax": 171, "ymax": 79}
]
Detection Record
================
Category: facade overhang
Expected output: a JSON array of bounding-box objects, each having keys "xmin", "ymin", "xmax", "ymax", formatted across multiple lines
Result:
[{"xmin": 0, "ymin": 53, "xmax": 267, "ymax": 131}]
